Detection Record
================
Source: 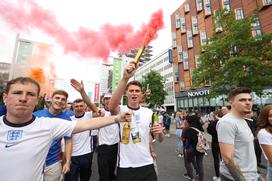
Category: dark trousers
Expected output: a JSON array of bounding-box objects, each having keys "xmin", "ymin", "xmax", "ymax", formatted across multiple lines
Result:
[
  {"xmin": 211, "ymin": 141, "xmax": 221, "ymax": 177},
  {"xmin": 254, "ymin": 139, "xmax": 262, "ymax": 164},
  {"xmin": 65, "ymin": 152, "xmax": 93, "ymax": 181},
  {"xmin": 184, "ymin": 150, "xmax": 198, "ymax": 175},
  {"xmin": 91, "ymin": 135, "xmax": 98, "ymax": 152},
  {"xmin": 220, "ymin": 174, "xmax": 234, "ymax": 181},
  {"xmin": 185, "ymin": 152, "xmax": 204, "ymax": 181},
  {"xmin": 97, "ymin": 143, "xmax": 118, "ymax": 181},
  {"xmin": 117, "ymin": 164, "xmax": 157, "ymax": 181}
]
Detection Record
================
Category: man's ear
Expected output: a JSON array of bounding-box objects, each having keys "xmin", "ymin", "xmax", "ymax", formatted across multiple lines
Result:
[{"xmin": 3, "ymin": 93, "xmax": 7, "ymax": 105}]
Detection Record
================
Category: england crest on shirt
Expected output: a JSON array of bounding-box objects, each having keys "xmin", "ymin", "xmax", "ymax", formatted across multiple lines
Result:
[{"xmin": 7, "ymin": 130, "xmax": 23, "ymax": 141}]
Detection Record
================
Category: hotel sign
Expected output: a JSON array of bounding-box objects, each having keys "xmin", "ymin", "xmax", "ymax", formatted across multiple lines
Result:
[{"xmin": 188, "ymin": 89, "xmax": 210, "ymax": 97}]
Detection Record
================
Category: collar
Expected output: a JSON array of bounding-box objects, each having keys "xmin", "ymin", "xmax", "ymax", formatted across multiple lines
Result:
[{"xmin": 3, "ymin": 115, "xmax": 36, "ymax": 127}]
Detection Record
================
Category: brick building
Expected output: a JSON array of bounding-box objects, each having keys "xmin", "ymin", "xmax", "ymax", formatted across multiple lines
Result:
[{"xmin": 171, "ymin": 0, "xmax": 272, "ymax": 112}]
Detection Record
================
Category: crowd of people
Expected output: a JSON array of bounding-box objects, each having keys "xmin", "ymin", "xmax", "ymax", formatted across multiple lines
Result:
[
  {"xmin": 0, "ymin": 62, "xmax": 164, "ymax": 181},
  {"xmin": 173, "ymin": 88, "xmax": 272, "ymax": 181},
  {"xmin": 0, "ymin": 61, "xmax": 272, "ymax": 181}
]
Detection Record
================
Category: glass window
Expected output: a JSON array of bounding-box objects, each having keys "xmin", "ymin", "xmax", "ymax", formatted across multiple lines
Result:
[
  {"xmin": 222, "ymin": 0, "xmax": 231, "ymax": 11},
  {"xmin": 235, "ymin": 8, "xmax": 244, "ymax": 20},
  {"xmin": 196, "ymin": 0, "xmax": 203, "ymax": 11},
  {"xmin": 187, "ymin": 30, "xmax": 193, "ymax": 48},
  {"xmin": 180, "ymin": 82, "xmax": 185, "ymax": 91},
  {"xmin": 180, "ymin": 99, "xmax": 184, "ymax": 108},
  {"xmin": 193, "ymin": 97, "xmax": 198, "ymax": 108},
  {"xmin": 251, "ymin": 17, "xmax": 262, "ymax": 39},
  {"xmin": 184, "ymin": 99, "xmax": 188, "ymax": 108},
  {"xmin": 183, "ymin": 51, "xmax": 189, "ymax": 70},
  {"xmin": 178, "ymin": 46, "xmax": 183, "ymax": 63},
  {"xmin": 200, "ymin": 31, "xmax": 207, "ymax": 46},
  {"xmin": 195, "ymin": 55, "xmax": 200, "ymax": 68},
  {"xmin": 175, "ymin": 12, "xmax": 181, "ymax": 28},
  {"xmin": 203, "ymin": 97, "xmax": 210, "ymax": 106},
  {"xmin": 188, "ymin": 98, "xmax": 193, "ymax": 107},
  {"xmin": 172, "ymin": 32, "xmax": 177, "ymax": 47},
  {"xmin": 192, "ymin": 16, "xmax": 199, "ymax": 35},
  {"xmin": 204, "ymin": 0, "xmax": 211, "ymax": 16},
  {"xmin": 174, "ymin": 66, "xmax": 179, "ymax": 82},
  {"xmin": 264, "ymin": 0, "xmax": 272, "ymax": 5},
  {"xmin": 181, "ymin": 16, "xmax": 186, "ymax": 33},
  {"xmin": 184, "ymin": 3, "xmax": 190, "ymax": 13},
  {"xmin": 198, "ymin": 97, "xmax": 204, "ymax": 106}
]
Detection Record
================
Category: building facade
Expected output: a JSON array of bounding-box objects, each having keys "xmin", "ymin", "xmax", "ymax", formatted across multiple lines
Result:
[
  {"xmin": 0, "ymin": 62, "xmax": 10, "ymax": 91},
  {"xmin": 99, "ymin": 63, "xmax": 113, "ymax": 97},
  {"xmin": 125, "ymin": 45, "xmax": 153, "ymax": 67},
  {"xmin": 134, "ymin": 48, "xmax": 175, "ymax": 112},
  {"xmin": 171, "ymin": 0, "xmax": 272, "ymax": 112}
]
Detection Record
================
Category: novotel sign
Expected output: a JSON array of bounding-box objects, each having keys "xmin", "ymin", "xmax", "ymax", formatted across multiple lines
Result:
[{"xmin": 187, "ymin": 89, "xmax": 210, "ymax": 97}]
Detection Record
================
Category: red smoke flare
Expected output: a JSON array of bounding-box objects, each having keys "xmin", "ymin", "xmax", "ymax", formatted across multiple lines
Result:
[
  {"xmin": 0, "ymin": 0, "xmax": 164, "ymax": 60},
  {"xmin": 143, "ymin": 9, "xmax": 164, "ymax": 46}
]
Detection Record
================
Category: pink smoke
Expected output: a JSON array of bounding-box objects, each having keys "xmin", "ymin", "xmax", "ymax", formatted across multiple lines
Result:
[{"xmin": 0, "ymin": 0, "xmax": 164, "ymax": 60}]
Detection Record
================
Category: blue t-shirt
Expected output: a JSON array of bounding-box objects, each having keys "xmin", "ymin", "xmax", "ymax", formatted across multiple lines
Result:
[
  {"xmin": 33, "ymin": 109, "xmax": 72, "ymax": 166},
  {"xmin": 0, "ymin": 104, "xmax": 7, "ymax": 116}
]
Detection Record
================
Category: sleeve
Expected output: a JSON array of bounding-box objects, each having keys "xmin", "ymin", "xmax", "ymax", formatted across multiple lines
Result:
[
  {"xmin": 217, "ymin": 120, "xmax": 236, "ymax": 144},
  {"xmin": 48, "ymin": 118, "xmax": 77, "ymax": 140},
  {"xmin": 63, "ymin": 114, "xmax": 73, "ymax": 140},
  {"xmin": 258, "ymin": 129, "xmax": 272, "ymax": 145}
]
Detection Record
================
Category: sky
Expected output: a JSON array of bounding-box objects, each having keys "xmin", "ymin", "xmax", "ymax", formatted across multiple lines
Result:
[{"xmin": 0, "ymin": 0, "xmax": 183, "ymax": 87}]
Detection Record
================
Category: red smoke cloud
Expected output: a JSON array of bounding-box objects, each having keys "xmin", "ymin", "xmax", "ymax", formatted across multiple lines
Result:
[{"xmin": 0, "ymin": 0, "xmax": 164, "ymax": 60}]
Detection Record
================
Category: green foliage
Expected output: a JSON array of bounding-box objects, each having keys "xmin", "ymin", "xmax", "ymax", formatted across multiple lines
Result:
[
  {"xmin": 192, "ymin": 11, "xmax": 272, "ymax": 97},
  {"xmin": 141, "ymin": 70, "xmax": 167, "ymax": 108}
]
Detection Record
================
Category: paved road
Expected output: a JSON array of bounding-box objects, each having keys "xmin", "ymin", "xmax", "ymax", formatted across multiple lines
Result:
[{"xmin": 90, "ymin": 125, "xmax": 267, "ymax": 180}]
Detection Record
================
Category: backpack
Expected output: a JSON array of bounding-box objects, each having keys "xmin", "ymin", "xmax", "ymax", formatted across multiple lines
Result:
[{"xmin": 190, "ymin": 127, "xmax": 209, "ymax": 153}]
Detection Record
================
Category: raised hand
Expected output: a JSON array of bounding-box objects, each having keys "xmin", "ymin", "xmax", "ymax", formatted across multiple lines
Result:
[
  {"xmin": 70, "ymin": 79, "xmax": 84, "ymax": 93},
  {"xmin": 151, "ymin": 123, "xmax": 164, "ymax": 135},
  {"xmin": 123, "ymin": 62, "xmax": 138, "ymax": 80}
]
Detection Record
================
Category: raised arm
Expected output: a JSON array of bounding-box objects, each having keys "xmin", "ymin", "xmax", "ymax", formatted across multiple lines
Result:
[
  {"xmin": 70, "ymin": 79, "xmax": 98, "ymax": 112},
  {"xmin": 109, "ymin": 62, "xmax": 137, "ymax": 115}
]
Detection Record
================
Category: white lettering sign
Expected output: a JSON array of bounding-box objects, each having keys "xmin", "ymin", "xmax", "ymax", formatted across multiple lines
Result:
[{"xmin": 188, "ymin": 90, "xmax": 209, "ymax": 97}]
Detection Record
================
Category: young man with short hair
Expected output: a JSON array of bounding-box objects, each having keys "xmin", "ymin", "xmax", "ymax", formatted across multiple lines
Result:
[
  {"xmin": 97, "ymin": 93, "xmax": 120, "ymax": 181},
  {"xmin": 109, "ymin": 63, "xmax": 164, "ymax": 181},
  {"xmin": 0, "ymin": 77, "xmax": 131, "ymax": 181},
  {"xmin": 34, "ymin": 89, "xmax": 73, "ymax": 181},
  {"xmin": 65, "ymin": 98, "xmax": 94, "ymax": 181},
  {"xmin": 217, "ymin": 87, "xmax": 259, "ymax": 180}
]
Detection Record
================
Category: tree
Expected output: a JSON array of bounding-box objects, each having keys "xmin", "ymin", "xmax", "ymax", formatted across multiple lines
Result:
[
  {"xmin": 141, "ymin": 70, "xmax": 167, "ymax": 108},
  {"xmin": 192, "ymin": 10, "xmax": 272, "ymax": 97}
]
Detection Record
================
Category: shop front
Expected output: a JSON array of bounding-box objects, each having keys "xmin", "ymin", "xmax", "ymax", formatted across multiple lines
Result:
[{"xmin": 175, "ymin": 88, "xmax": 227, "ymax": 113}]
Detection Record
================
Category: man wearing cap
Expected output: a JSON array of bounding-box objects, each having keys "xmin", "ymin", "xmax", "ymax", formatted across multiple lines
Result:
[{"xmin": 97, "ymin": 92, "xmax": 120, "ymax": 181}]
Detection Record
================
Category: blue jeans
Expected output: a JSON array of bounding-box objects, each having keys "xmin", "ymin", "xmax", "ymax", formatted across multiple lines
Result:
[{"xmin": 176, "ymin": 129, "xmax": 183, "ymax": 154}]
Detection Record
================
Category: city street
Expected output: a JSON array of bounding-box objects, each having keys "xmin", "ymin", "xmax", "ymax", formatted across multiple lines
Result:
[{"xmin": 90, "ymin": 125, "xmax": 267, "ymax": 181}]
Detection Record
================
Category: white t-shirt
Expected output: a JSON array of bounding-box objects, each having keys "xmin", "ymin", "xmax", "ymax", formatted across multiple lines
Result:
[
  {"xmin": 98, "ymin": 108, "xmax": 120, "ymax": 145},
  {"xmin": 70, "ymin": 112, "xmax": 93, "ymax": 156},
  {"xmin": 118, "ymin": 105, "xmax": 153, "ymax": 168},
  {"xmin": 258, "ymin": 128, "xmax": 272, "ymax": 160},
  {"xmin": 0, "ymin": 116, "xmax": 76, "ymax": 181}
]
